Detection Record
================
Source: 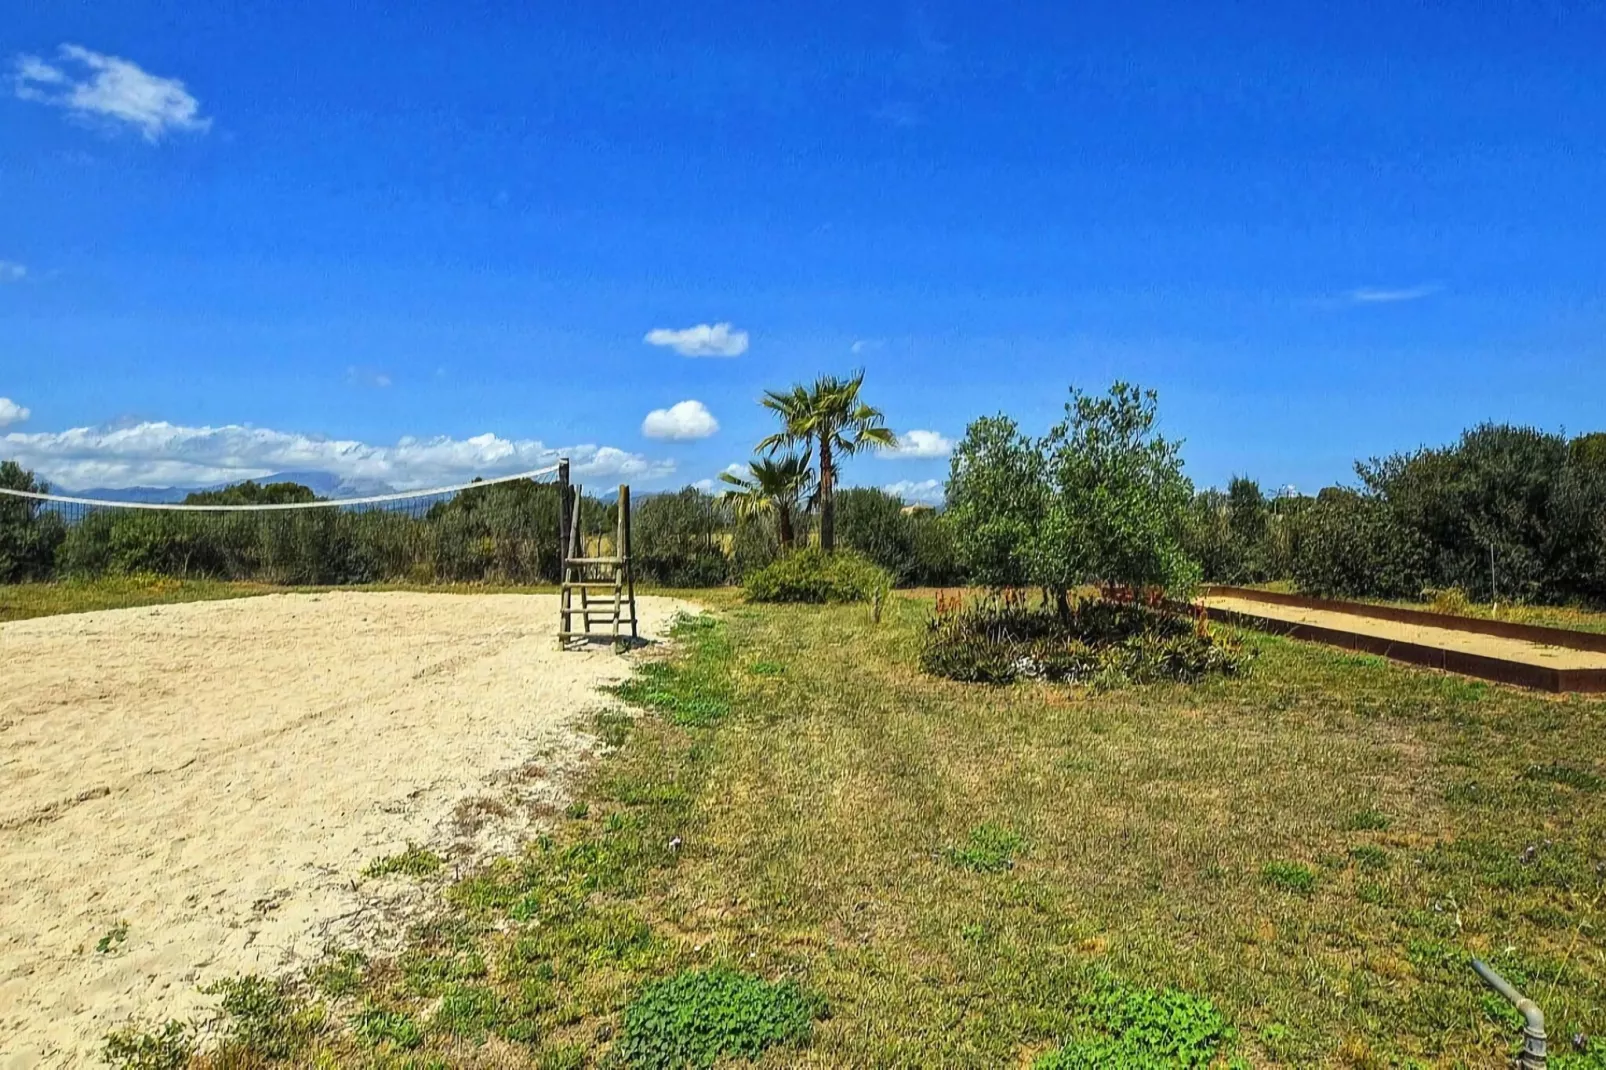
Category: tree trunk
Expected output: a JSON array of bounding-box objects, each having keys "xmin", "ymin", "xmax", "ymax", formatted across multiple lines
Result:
[
  {"xmin": 1054, "ymin": 586, "xmax": 1072, "ymax": 622},
  {"xmin": 778, "ymin": 506, "xmax": 794, "ymax": 551},
  {"xmin": 819, "ymin": 438, "xmax": 835, "ymax": 553}
]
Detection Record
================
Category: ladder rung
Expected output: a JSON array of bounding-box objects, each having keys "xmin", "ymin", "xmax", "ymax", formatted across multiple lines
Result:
[
  {"xmin": 564, "ymin": 582, "xmax": 621, "ymax": 589},
  {"xmin": 565, "ymin": 557, "xmax": 622, "ymax": 566}
]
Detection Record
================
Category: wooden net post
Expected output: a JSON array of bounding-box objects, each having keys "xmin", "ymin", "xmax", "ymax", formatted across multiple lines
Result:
[{"xmin": 619, "ymin": 484, "xmax": 637, "ymax": 641}]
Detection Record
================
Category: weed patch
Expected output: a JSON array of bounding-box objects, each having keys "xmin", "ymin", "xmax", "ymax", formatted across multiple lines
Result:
[
  {"xmin": 364, "ymin": 843, "xmax": 444, "ymax": 879},
  {"xmin": 615, "ymin": 968, "xmax": 822, "ymax": 1069},
  {"xmin": 944, "ymin": 824, "xmax": 1025, "ymax": 873},
  {"xmin": 101, "ymin": 1020, "xmax": 194, "ymax": 1070},
  {"xmin": 1261, "ymin": 861, "xmax": 1317, "ymax": 895},
  {"xmin": 353, "ymin": 1005, "xmax": 425, "ymax": 1050},
  {"xmin": 1035, "ymin": 975, "xmax": 1234, "ymax": 1068},
  {"xmin": 1522, "ymin": 762, "xmax": 1603, "ymax": 793},
  {"xmin": 610, "ymin": 614, "xmax": 733, "ymax": 727},
  {"xmin": 1341, "ymin": 808, "xmax": 1392, "ymax": 831},
  {"xmin": 1349, "ymin": 845, "xmax": 1391, "ymax": 872},
  {"xmin": 96, "ymin": 920, "xmax": 129, "ymax": 955},
  {"xmin": 203, "ymin": 974, "xmax": 326, "ymax": 1059}
]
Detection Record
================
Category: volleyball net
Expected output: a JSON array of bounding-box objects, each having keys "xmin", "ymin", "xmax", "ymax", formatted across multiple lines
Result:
[{"xmin": 0, "ymin": 463, "xmax": 620, "ymax": 586}]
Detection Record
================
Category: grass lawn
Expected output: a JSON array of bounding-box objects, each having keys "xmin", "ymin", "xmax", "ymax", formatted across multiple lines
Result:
[{"xmin": 24, "ymin": 582, "xmax": 1606, "ymax": 1067}]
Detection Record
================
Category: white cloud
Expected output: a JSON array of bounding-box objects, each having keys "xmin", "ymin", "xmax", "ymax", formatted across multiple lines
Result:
[
  {"xmin": 643, "ymin": 322, "xmax": 749, "ymax": 358},
  {"xmin": 850, "ymin": 339, "xmax": 884, "ymax": 355},
  {"xmin": 693, "ymin": 464, "xmax": 750, "ymax": 493},
  {"xmin": 881, "ymin": 429, "xmax": 953, "ymax": 459},
  {"xmin": 14, "ymin": 44, "xmax": 210, "ymax": 141},
  {"xmin": 1347, "ymin": 284, "xmax": 1440, "ymax": 304},
  {"xmin": 641, "ymin": 400, "xmax": 719, "ymax": 441},
  {"xmin": 0, "ymin": 398, "xmax": 30, "ymax": 428},
  {"xmin": 0, "ymin": 261, "xmax": 25, "ymax": 282},
  {"xmin": 0, "ymin": 420, "xmax": 673, "ymax": 490},
  {"xmin": 881, "ymin": 479, "xmax": 944, "ymax": 505}
]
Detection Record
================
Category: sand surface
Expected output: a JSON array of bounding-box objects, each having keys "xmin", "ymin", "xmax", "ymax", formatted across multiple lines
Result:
[
  {"xmin": 1204, "ymin": 594, "xmax": 1606, "ymax": 670},
  {"xmin": 0, "ymin": 591, "xmax": 691, "ymax": 1068}
]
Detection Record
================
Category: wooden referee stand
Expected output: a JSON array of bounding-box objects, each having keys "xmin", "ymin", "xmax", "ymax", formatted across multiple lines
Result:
[{"xmin": 556, "ymin": 458, "xmax": 638, "ymax": 647}]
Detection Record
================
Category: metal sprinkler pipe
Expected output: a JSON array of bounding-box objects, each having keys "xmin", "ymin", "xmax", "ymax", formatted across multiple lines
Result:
[{"xmin": 1472, "ymin": 958, "xmax": 1546, "ymax": 1068}]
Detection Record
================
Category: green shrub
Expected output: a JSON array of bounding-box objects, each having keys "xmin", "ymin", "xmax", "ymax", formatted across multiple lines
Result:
[
  {"xmin": 1291, "ymin": 489, "xmax": 1431, "ymax": 599},
  {"xmin": 743, "ymin": 548, "xmax": 891, "ymax": 604},
  {"xmin": 0, "ymin": 461, "xmax": 66, "ymax": 582},
  {"xmin": 614, "ymin": 968, "xmax": 822, "ymax": 1068},
  {"xmin": 835, "ymin": 487, "xmax": 960, "ymax": 586},
  {"xmin": 920, "ymin": 600, "xmax": 1252, "ymax": 686}
]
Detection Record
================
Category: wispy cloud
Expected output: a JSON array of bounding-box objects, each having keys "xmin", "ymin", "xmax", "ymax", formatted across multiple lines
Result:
[
  {"xmin": 643, "ymin": 322, "xmax": 749, "ymax": 358},
  {"xmin": 641, "ymin": 400, "xmax": 720, "ymax": 441},
  {"xmin": 13, "ymin": 44, "xmax": 210, "ymax": 141},
  {"xmin": 0, "ymin": 420, "xmax": 672, "ymax": 490},
  {"xmin": 880, "ymin": 429, "xmax": 953, "ymax": 459},
  {"xmin": 881, "ymin": 479, "xmax": 944, "ymax": 505},
  {"xmin": 0, "ymin": 261, "xmax": 26, "ymax": 282},
  {"xmin": 850, "ymin": 338, "xmax": 884, "ymax": 355},
  {"xmin": 1347, "ymin": 284, "xmax": 1442, "ymax": 305},
  {"xmin": 345, "ymin": 366, "xmax": 393, "ymax": 389},
  {"xmin": 0, "ymin": 398, "xmax": 30, "ymax": 428}
]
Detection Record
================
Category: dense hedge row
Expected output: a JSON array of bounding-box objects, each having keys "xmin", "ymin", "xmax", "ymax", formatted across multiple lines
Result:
[
  {"xmin": 7, "ymin": 418, "xmax": 1603, "ymax": 605},
  {"xmin": 1182, "ymin": 425, "xmax": 1606, "ymax": 605}
]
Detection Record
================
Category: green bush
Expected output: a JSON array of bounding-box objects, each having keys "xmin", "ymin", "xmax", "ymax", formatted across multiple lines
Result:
[
  {"xmin": 920, "ymin": 600, "xmax": 1253, "ymax": 686},
  {"xmin": 615, "ymin": 968, "xmax": 822, "ymax": 1069},
  {"xmin": 834, "ymin": 487, "xmax": 960, "ymax": 587},
  {"xmin": 0, "ymin": 463, "xmax": 66, "ymax": 583},
  {"xmin": 633, "ymin": 489, "xmax": 731, "ymax": 587},
  {"xmin": 743, "ymin": 548, "xmax": 891, "ymax": 604},
  {"xmin": 1291, "ymin": 489, "xmax": 1430, "ymax": 599}
]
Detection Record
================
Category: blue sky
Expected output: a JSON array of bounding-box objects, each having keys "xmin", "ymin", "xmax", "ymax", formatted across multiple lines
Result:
[{"xmin": 3, "ymin": 1, "xmax": 1603, "ymax": 499}]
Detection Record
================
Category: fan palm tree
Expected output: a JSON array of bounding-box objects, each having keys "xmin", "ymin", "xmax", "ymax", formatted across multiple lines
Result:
[
  {"xmin": 758, "ymin": 371, "xmax": 897, "ymax": 552},
  {"xmin": 719, "ymin": 453, "xmax": 816, "ymax": 551}
]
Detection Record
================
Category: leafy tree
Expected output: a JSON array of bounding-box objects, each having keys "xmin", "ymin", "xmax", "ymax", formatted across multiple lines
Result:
[
  {"xmin": 183, "ymin": 480, "xmax": 319, "ymax": 506},
  {"xmin": 759, "ymin": 370, "xmax": 896, "ymax": 553},
  {"xmin": 719, "ymin": 454, "xmax": 814, "ymax": 551},
  {"xmin": 944, "ymin": 385, "xmax": 1198, "ymax": 604},
  {"xmin": 1034, "ymin": 382, "xmax": 1198, "ymax": 602},
  {"xmin": 1226, "ymin": 476, "xmax": 1268, "ymax": 547},
  {"xmin": 943, "ymin": 415, "xmax": 1044, "ymax": 588},
  {"xmin": 0, "ymin": 462, "xmax": 67, "ymax": 582}
]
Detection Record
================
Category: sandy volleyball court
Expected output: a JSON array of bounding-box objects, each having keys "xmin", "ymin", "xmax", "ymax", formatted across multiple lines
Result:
[{"xmin": 0, "ymin": 591, "xmax": 692, "ymax": 1068}]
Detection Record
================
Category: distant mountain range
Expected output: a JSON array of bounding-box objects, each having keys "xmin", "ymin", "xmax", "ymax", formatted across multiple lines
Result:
[{"xmin": 64, "ymin": 471, "xmax": 398, "ymax": 503}]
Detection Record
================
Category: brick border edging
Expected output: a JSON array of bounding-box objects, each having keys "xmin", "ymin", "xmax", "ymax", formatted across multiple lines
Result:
[
  {"xmin": 1203, "ymin": 585, "xmax": 1606, "ymax": 655},
  {"xmin": 1197, "ymin": 604, "xmax": 1606, "ymax": 693}
]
